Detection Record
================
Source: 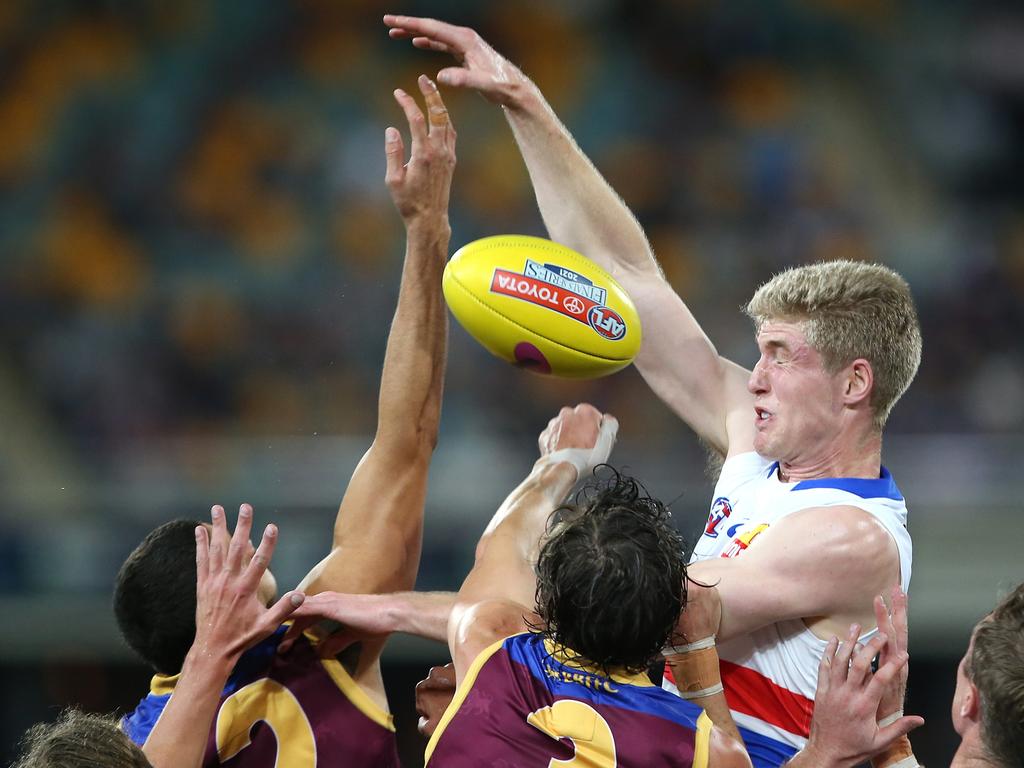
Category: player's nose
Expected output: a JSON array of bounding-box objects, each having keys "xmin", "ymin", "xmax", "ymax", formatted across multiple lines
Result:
[{"xmin": 748, "ymin": 357, "xmax": 769, "ymax": 394}]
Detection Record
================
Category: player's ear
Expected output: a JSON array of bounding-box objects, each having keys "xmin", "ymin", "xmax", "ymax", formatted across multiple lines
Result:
[
  {"xmin": 960, "ymin": 679, "xmax": 981, "ymax": 722},
  {"xmin": 841, "ymin": 358, "xmax": 873, "ymax": 407}
]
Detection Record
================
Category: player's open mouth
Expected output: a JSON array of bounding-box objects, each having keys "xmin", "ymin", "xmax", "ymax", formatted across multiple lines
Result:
[{"xmin": 754, "ymin": 407, "xmax": 771, "ymax": 425}]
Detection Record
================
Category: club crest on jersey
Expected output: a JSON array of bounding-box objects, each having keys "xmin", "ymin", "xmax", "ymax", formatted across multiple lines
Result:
[
  {"xmin": 489, "ymin": 260, "xmax": 627, "ymax": 340},
  {"xmin": 704, "ymin": 497, "xmax": 732, "ymax": 538}
]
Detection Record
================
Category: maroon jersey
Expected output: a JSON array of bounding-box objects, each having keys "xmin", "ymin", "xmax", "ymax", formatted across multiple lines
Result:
[
  {"xmin": 124, "ymin": 627, "xmax": 400, "ymax": 767},
  {"xmin": 426, "ymin": 632, "xmax": 710, "ymax": 767}
]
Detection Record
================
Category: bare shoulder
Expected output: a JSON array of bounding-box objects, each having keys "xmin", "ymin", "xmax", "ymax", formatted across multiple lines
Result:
[
  {"xmin": 708, "ymin": 724, "xmax": 753, "ymax": 768},
  {"xmin": 773, "ymin": 504, "xmax": 898, "ymax": 556},
  {"xmin": 449, "ymin": 599, "xmax": 531, "ymax": 681}
]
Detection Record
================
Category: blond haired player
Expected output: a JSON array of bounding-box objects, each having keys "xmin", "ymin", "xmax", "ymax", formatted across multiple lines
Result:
[{"xmin": 383, "ymin": 15, "xmax": 922, "ymax": 767}]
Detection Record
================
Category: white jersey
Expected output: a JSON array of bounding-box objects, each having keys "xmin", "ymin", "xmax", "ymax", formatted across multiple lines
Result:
[{"xmin": 663, "ymin": 452, "xmax": 912, "ymax": 764}]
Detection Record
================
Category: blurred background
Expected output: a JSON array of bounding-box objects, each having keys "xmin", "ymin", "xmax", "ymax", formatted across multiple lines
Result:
[{"xmin": 1, "ymin": 0, "xmax": 1022, "ymax": 764}]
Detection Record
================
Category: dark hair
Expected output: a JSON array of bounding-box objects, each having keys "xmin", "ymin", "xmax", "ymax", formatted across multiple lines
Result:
[
  {"xmin": 533, "ymin": 468, "xmax": 688, "ymax": 676},
  {"xmin": 967, "ymin": 582, "xmax": 1024, "ymax": 767},
  {"xmin": 13, "ymin": 709, "xmax": 151, "ymax": 768},
  {"xmin": 113, "ymin": 519, "xmax": 201, "ymax": 674}
]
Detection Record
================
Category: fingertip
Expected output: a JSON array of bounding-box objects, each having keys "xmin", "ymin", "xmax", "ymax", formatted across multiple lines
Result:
[
  {"xmin": 290, "ymin": 592, "xmax": 305, "ymax": 607},
  {"xmin": 239, "ymin": 503, "xmax": 252, "ymax": 518},
  {"xmin": 385, "ymin": 126, "xmax": 400, "ymax": 143},
  {"xmin": 265, "ymin": 523, "xmax": 278, "ymax": 538},
  {"xmin": 211, "ymin": 505, "xmax": 223, "ymax": 519}
]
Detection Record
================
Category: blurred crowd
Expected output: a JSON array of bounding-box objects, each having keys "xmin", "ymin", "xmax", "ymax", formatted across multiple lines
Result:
[
  {"xmin": 2, "ymin": 0, "xmax": 1023, "ymax": 469},
  {"xmin": 1, "ymin": 3, "xmax": 1021, "ymax": 761}
]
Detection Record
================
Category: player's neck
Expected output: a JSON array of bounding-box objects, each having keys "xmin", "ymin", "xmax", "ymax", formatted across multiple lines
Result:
[
  {"xmin": 777, "ymin": 431, "xmax": 882, "ymax": 482},
  {"xmin": 951, "ymin": 730, "xmax": 1004, "ymax": 768}
]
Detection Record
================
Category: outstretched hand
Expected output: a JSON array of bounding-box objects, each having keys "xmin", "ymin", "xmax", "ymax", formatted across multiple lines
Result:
[
  {"xmin": 537, "ymin": 404, "xmax": 618, "ymax": 481},
  {"xmin": 384, "ymin": 15, "xmax": 532, "ymax": 108},
  {"xmin": 193, "ymin": 504, "xmax": 304, "ymax": 664},
  {"xmin": 801, "ymin": 624, "xmax": 924, "ymax": 767},
  {"xmin": 385, "ymin": 74, "xmax": 456, "ymax": 224},
  {"xmin": 278, "ymin": 592, "xmax": 392, "ymax": 658},
  {"xmin": 873, "ymin": 586, "xmax": 910, "ymax": 721}
]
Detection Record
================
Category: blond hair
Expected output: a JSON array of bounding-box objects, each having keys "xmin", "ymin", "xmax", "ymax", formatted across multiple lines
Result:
[{"xmin": 745, "ymin": 261, "xmax": 922, "ymax": 431}]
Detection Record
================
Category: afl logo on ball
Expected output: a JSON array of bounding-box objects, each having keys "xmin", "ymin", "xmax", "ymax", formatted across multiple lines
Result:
[{"xmin": 588, "ymin": 306, "xmax": 627, "ymax": 340}]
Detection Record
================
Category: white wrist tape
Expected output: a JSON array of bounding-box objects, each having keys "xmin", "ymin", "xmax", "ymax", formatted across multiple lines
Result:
[
  {"xmin": 678, "ymin": 683, "xmax": 725, "ymax": 700},
  {"xmin": 877, "ymin": 710, "xmax": 904, "ymax": 728},
  {"xmin": 543, "ymin": 416, "xmax": 618, "ymax": 479},
  {"xmin": 661, "ymin": 636, "xmax": 716, "ymax": 656},
  {"xmin": 885, "ymin": 756, "xmax": 919, "ymax": 768}
]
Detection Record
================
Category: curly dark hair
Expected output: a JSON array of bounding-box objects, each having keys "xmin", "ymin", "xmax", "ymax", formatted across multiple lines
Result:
[
  {"xmin": 114, "ymin": 519, "xmax": 202, "ymax": 674},
  {"xmin": 533, "ymin": 468, "xmax": 689, "ymax": 676}
]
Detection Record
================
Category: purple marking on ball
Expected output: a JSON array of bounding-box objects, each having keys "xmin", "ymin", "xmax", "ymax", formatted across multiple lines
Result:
[{"xmin": 514, "ymin": 342, "xmax": 551, "ymax": 374}]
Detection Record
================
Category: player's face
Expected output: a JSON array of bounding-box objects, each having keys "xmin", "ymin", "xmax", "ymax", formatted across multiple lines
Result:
[
  {"xmin": 748, "ymin": 321, "xmax": 847, "ymax": 463},
  {"xmin": 200, "ymin": 523, "xmax": 278, "ymax": 605}
]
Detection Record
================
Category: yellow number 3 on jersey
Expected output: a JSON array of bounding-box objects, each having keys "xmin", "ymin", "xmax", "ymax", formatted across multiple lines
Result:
[
  {"xmin": 527, "ymin": 699, "xmax": 617, "ymax": 767},
  {"xmin": 216, "ymin": 679, "xmax": 316, "ymax": 767}
]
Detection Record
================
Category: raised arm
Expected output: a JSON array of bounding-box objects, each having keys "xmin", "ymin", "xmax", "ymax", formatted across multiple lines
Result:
[
  {"xmin": 449, "ymin": 405, "xmax": 617, "ymax": 682},
  {"xmin": 298, "ymin": 74, "xmax": 455, "ymax": 600},
  {"xmin": 384, "ymin": 15, "xmax": 755, "ymax": 456}
]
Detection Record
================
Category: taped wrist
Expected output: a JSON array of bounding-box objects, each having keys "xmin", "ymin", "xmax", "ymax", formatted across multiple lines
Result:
[
  {"xmin": 871, "ymin": 735, "xmax": 917, "ymax": 768},
  {"xmin": 663, "ymin": 637, "xmax": 723, "ymax": 700},
  {"xmin": 542, "ymin": 416, "xmax": 619, "ymax": 479}
]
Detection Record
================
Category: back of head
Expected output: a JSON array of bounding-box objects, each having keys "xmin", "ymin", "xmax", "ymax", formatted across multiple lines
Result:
[
  {"xmin": 969, "ymin": 582, "xmax": 1024, "ymax": 767},
  {"xmin": 746, "ymin": 260, "xmax": 922, "ymax": 430},
  {"xmin": 113, "ymin": 519, "xmax": 201, "ymax": 674},
  {"xmin": 13, "ymin": 709, "xmax": 151, "ymax": 768},
  {"xmin": 534, "ymin": 469, "xmax": 687, "ymax": 676}
]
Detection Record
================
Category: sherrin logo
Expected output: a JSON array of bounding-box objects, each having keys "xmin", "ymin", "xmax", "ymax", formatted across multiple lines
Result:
[{"xmin": 489, "ymin": 259, "xmax": 628, "ymax": 340}]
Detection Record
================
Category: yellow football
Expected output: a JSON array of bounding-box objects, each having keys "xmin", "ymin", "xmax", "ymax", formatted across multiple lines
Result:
[{"xmin": 442, "ymin": 235, "xmax": 642, "ymax": 378}]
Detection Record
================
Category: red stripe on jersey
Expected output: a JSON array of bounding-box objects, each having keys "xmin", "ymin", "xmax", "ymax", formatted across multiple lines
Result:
[{"xmin": 664, "ymin": 660, "xmax": 813, "ymax": 738}]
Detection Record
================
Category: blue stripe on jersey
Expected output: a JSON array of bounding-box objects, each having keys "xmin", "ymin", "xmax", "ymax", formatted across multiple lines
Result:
[
  {"xmin": 767, "ymin": 461, "xmax": 903, "ymax": 501},
  {"xmin": 122, "ymin": 627, "xmax": 287, "ymax": 746},
  {"xmin": 222, "ymin": 627, "xmax": 286, "ymax": 695},
  {"xmin": 504, "ymin": 634, "xmax": 692, "ymax": 727},
  {"xmin": 792, "ymin": 466, "xmax": 903, "ymax": 501},
  {"xmin": 122, "ymin": 691, "xmax": 169, "ymax": 745},
  {"xmin": 673, "ymin": 699, "xmax": 799, "ymax": 768}
]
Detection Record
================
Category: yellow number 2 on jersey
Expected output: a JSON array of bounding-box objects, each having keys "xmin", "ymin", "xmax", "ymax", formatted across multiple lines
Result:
[
  {"xmin": 527, "ymin": 699, "xmax": 617, "ymax": 767},
  {"xmin": 216, "ymin": 679, "xmax": 316, "ymax": 767}
]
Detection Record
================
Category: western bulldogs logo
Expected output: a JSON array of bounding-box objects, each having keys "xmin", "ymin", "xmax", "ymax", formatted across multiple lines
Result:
[{"xmin": 704, "ymin": 497, "xmax": 732, "ymax": 538}]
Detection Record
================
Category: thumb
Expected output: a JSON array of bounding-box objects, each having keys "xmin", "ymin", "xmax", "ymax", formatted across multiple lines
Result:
[
  {"xmin": 265, "ymin": 591, "xmax": 304, "ymax": 634},
  {"xmin": 384, "ymin": 126, "xmax": 405, "ymax": 186},
  {"xmin": 873, "ymin": 716, "xmax": 925, "ymax": 752},
  {"xmin": 437, "ymin": 67, "xmax": 512, "ymax": 104}
]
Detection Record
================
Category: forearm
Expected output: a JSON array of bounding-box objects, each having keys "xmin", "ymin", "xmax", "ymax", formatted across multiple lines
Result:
[
  {"xmin": 502, "ymin": 88, "xmax": 660, "ymax": 281},
  {"xmin": 459, "ymin": 460, "xmax": 578, "ymax": 608},
  {"xmin": 143, "ymin": 648, "xmax": 235, "ymax": 768},
  {"xmin": 378, "ymin": 590, "xmax": 457, "ymax": 643},
  {"xmin": 374, "ymin": 216, "xmax": 450, "ymax": 454}
]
